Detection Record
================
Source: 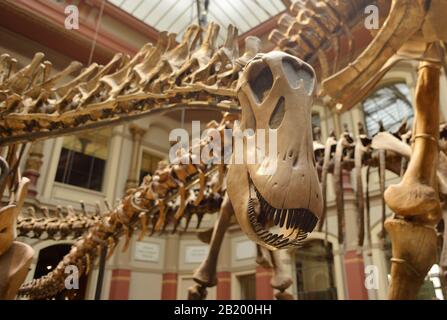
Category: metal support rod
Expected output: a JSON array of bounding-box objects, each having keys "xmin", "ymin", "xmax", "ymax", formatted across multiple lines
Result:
[
  {"xmin": 196, "ymin": 0, "xmax": 202, "ymax": 26},
  {"xmin": 94, "ymin": 244, "xmax": 108, "ymax": 300}
]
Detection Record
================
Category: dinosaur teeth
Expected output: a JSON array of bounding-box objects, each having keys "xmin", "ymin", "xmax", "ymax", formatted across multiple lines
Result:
[
  {"xmin": 268, "ymin": 234, "xmax": 279, "ymax": 245},
  {"xmin": 276, "ymin": 238, "xmax": 290, "ymax": 248},
  {"xmin": 248, "ymin": 182, "xmax": 315, "ymax": 248},
  {"xmin": 255, "ymin": 188, "xmax": 262, "ymax": 200},
  {"xmin": 279, "ymin": 209, "xmax": 287, "ymax": 228},
  {"xmin": 295, "ymin": 209, "xmax": 304, "ymax": 229},
  {"xmin": 260, "ymin": 232, "xmax": 270, "ymax": 240},
  {"xmin": 274, "ymin": 209, "xmax": 281, "ymax": 225},
  {"xmin": 286, "ymin": 210, "xmax": 294, "ymax": 229},
  {"xmin": 292, "ymin": 208, "xmax": 318, "ymax": 233},
  {"xmin": 295, "ymin": 229, "xmax": 308, "ymax": 241},
  {"xmin": 274, "ymin": 234, "xmax": 284, "ymax": 246},
  {"xmin": 257, "ymin": 207, "xmax": 267, "ymax": 224},
  {"xmin": 257, "ymin": 230, "xmax": 269, "ymax": 238},
  {"xmin": 261, "ymin": 197, "xmax": 268, "ymax": 209},
  {"xmin": 253, "ymin": 223, "xmax": 263, "ymax": 232},
  {"xmin": 267, "ymin": 207, "xmax": 275, "ymax": 222},
  {"xmin": 263, "ymin": 233, "xmax": 275, "ymax": 243}
]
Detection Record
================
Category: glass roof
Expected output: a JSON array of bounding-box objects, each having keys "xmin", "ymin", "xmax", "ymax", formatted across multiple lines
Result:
[
  {"xmin": 362, "ymin": 82, "xmax": 414, "ymax": 136},
  {"xmin": 107, "ymin": 0, "xmax": 286, "ymax": 43}
]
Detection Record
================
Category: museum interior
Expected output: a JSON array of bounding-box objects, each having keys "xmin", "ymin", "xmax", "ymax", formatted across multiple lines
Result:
[{"xmin": 0, "ymin": 0, "xmax": 446, "ymax": 301}]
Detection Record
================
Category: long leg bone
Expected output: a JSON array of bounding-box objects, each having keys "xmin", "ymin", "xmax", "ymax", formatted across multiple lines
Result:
[
  {"xmin": 384, "ymin": 48, "xmax": 443, "ymax": 299},
  {"xmin": 269, "ymin": 249, "xmax": 294, "ymax": 300},
  {"xmin": 385, "ymin": 55, "xmax": 442, "ymax": 219},
  {"xmin": 188, "ymin": 193, "xmax": 233, "ymax": 300}
]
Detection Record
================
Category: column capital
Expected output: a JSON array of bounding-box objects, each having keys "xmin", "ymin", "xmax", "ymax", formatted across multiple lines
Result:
[{"xmin": 128, "ymin": 124, "xmax": 147, "ymax": 141}]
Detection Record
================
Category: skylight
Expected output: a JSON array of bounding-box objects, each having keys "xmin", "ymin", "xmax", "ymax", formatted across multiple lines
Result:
[{"xmin": 107, "ymin": 0, "xmax": 286, "ymax": 43}]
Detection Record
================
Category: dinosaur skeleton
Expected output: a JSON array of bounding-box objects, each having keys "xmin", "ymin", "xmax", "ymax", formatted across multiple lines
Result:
[
  {"xmin": 18, "ymin": 204, "xmax": 106, "ymax": 241},
  {"xmin": 14, "ymin": 120, "xmax": 447, "ymax": 299},
  {"xmin": 316, "ymin": 120, "xmax": 447, "ymax": 295},
  {"xmin": 1, "ymin": 0, "xmax": 446, "ymax": 300},
  {"xmin": 0, "ymin": 23, "xmax": 245, "ymax": 146},
  {"xmin": 14, "ymin": 112, "xmax": 299, "ymax": 300}
]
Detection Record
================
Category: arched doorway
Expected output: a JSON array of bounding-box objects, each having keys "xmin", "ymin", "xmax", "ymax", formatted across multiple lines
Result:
[
  {"xmin": 33, "ymin": 244, "xmax": 88, "ymax": 300},
  {"xmin": 294, "ymin": 239, "xmax": 337, "ymax": 300}
]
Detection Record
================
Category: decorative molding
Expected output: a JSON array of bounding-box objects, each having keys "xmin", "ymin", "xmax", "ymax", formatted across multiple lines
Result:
[{"xmin": 0, "ymin": 0, "xmax": 158, "ymax": 64}]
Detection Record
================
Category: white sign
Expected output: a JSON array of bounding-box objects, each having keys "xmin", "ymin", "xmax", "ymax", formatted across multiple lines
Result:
[
  {"xmin": 134, "ymin": 242, "xmax": 160, "ymax": 262},
  {"xmin": 185, "ymin": 245, "xmax": 209, "ymax": 263},
  {"xmin": 235, "ymin": 241, "xmax": 256, "ymax": 260}
]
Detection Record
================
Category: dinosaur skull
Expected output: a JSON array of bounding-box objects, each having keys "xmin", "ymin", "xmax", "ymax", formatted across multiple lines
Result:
[{"xmin": 227, "ymin": 51, "xmax": 323, "ymax": 250}]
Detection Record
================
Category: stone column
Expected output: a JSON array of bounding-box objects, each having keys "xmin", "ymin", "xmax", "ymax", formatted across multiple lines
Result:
[
  {"xmin": 161, "ymin": 235, "xmax": 179, "ymax": 300},
  {"xmin": 22, "ymin": 141, "xmax": 44, "ymax": 198},
  {"xmin": 108, "ymin": 269, "xmax": 131, "ymax": 300},
  {"xmin": 256, "ymin": 266, "xmax": 274, "ymax": 300},
  {"xmin": 161, "ymin": 273, "xmax": 178, "ymax": 300},
  {"xmin": 341, "ymin": 170, "xmax": 369, "ymax": 300},
  {"xmin": 216, "ymin": 272, "xmax": 231, "ymax": 300},
  {"xmin": 125, "ymin": 124, "xmax": 147, "ymax": 191},
  {"xmin": 216, "ymin": 233, "xmax": 231, "ymax": 299}
]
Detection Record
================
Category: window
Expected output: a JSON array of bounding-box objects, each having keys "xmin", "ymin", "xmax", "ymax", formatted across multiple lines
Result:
[
  {"xmin": 362, "ymin": 82, "xmax": 413, "ymax": 136},
  {"xmin": 295, "ymin": 239, "xmax": 337, "ymax": 300},
  {"xmin": 139, "ymin": 151, "xmax": 163, "ymax": 184},
  {"xmin": 55, "ymin": 128, "xmax": 112, "ymax": 191},
  {"xmin": 238, "ymin": 273, "xmax": 256, "ymax": 300}
]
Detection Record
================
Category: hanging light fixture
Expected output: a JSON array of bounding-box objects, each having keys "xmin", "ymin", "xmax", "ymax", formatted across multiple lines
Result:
[{"xmin": 196, "ymin": 0, "xmax": 210, "ymax": 27}]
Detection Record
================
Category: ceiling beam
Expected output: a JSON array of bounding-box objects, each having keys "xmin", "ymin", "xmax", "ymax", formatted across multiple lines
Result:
[
  {"xmin": 237, "ymin": 10, "xmax": 286, "ymax": 48},
  {"xmin": 0, "ymin": 0, "xmax": 160, "ymax": 64},
  {"xmin": 281, "ymin": 0, "xmax": 292, "ymax": 9},
  {"xmin": 89, "ymin": 0, "xmax": 159, "ymax": 43}
]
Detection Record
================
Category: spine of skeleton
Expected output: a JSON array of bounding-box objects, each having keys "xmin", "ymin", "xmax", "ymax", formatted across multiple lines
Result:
[
  {"xmin": 16, "ymin": 187, "xmax": 224, "ymax": 241},
  {"xmin": 0, "ymin": 23, "xmax": 255, "ymax": 146}
]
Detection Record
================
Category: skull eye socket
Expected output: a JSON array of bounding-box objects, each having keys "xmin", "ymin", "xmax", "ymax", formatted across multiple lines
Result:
[
  {"xmin": 282, "ymin": 57, "xmax": 315, "ymax": 95},
  {"xmin": 269, "ymin": 97, "xmax": 285, "ymax": 129},
  {"xmin": 248, "ymin": 61, "xmax": 273, "ymax": 104}
]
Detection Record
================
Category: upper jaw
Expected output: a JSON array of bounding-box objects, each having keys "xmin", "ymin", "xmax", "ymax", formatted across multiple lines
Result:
[{"xmin": 247, "ymin": 176, "xmax": 318, "ymax": 249}]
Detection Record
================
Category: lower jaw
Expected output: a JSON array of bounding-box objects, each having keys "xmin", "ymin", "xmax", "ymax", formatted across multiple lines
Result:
[{"xmin": 247, "ymin": 198, "xmax": 309, "ymax": 249}]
